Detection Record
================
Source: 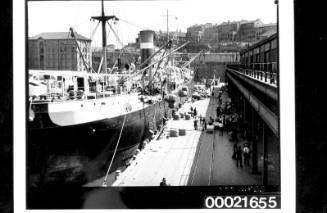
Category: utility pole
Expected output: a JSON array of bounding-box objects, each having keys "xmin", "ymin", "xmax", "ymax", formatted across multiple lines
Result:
[
  {"xmin": 162, "ymin": 10, "xmax": 177, "ymax": 42},
  {"xmin": 275, "ymin": 0, "xmax": 279, "ymax": 116},
  {"xmin": 167, "ymin": 9, "xmax": 169, "ymax": 41},
  {"xmin": 262, "ymin": 121, "xmax": 268, "ymax": 186}
]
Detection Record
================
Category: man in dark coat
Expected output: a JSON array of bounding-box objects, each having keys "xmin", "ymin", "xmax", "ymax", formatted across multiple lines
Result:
[
  {"xmin": 160, "ymin": 178, "xmax": 169, "ymax": 186},
  {"xmin": 193, "ymin": 107, "xmax": 197, "ymax": 118},
  {"xmin": 243, "ymin": 145, "xmax": 250, "ymax": 166},
  {"xmin": 209, "ymin": 116, "xmax": 214, "ymax": 125},
  {"xmin": 236, "ymin": 146, "xmax": 243, "ymax": 168},
  {"xmin": 203, "ymin": 119, "xmax": 207, "ymax": 131},
  {"xmin": 193, "ymin": 119, "xmax": 198, "ymax": 130},
  {"xmin": 216, "ymin": 106, "xmax": 221, "ymax": 117},
  {"xmin": 232, "ymin": 143, "xmax": 238, "ymax": 159}
]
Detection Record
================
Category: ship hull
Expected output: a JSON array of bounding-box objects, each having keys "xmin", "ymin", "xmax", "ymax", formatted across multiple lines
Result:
[{"xmin": 27, "ymin": 99, "xmax": 174, "ymax": 187}]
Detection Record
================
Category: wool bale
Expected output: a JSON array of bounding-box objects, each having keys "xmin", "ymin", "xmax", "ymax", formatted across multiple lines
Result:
[
  {"xmin": 179, "ymin": 129, "xmax": 186, "ymax": 136},
  {"xmin": 173, "ymin": 114, "xmax": 180, "ymax": 120},
  {"xmin": 169, "ymin": 129, "xmax": 178, "ymax": 137},
  {"xmin": 168, "ymin": 102, "xmax": 175, "ymax": 108}
]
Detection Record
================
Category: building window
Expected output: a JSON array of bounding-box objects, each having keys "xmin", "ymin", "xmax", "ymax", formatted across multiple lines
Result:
[
  {"xmin": 40, "ymin": 55, "xmax": 44, "ymax": 68},
  {"xmin": 39, "ymin": 42, "xmax": 44, "ymax": 53}
]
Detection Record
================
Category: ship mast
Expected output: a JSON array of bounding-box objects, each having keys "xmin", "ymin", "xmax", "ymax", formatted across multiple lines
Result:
[
  {"xmin": 164, "ymin": 9, "xmax": 173, "ymax": 92},
  {"xmin": 91, "ymin": 0, "xmax": 118, "ymax": 73}
]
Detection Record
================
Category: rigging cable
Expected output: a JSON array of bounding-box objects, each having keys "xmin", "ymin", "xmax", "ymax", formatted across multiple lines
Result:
[
  {"xmin": 69, "ymin": 28, "xmax": 96, "ymax": 73},
  {"xmin": 119, "ymin": 18, "xmax": 150, "ymax": 30},
  {"xmin": 102, "ymin": 112, "xmax": 127, "ymax": 186},
  {"xmin": 102, "ymin": 92, "xmax": 132, "ymax": 186},
  {"xmin": 148, "ymin": 49, "xmax": 167, "ymax": 86},
  {"xmin": 107, "ymin": 22, "xmax": 124, "ymax": 47},
  {"xmin": 107, "ymin": 21, "xmax": 138, "ymax": 71},
  {"xmin": 129, "ymin": 42, "xmax": 190, "ymax": 81},
  {"xmin": 90, "ymin": 21, "xmax": 100, "ymax": 41},
  {"xmin": 122, "ymin": 21, "xmax": 138, "ymax": 63}
]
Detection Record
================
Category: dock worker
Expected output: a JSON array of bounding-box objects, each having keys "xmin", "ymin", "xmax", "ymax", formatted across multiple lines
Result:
[
  {"xmin": 160, "ymin": 178, "xmax": 169, "ymax": 186},
  {"xmin": 203, "ymin": 119, "xmax": 207, "ymax": 131},
  {"xmin": 190, "ymin": 106, "xmax": 194, "ymax": 117},
  {"xmin": 209, "ymin": 116, "xmax": 214, "ymax": 125},
  {"xmin": 222, "ymin": 114, "xmax": 226, "ymax": 132},
  {"xmin": 193, "ymin": 119, "xmax": 198, "ymax": 130},
  {"xmin": 243, "ymin": 145, "xmax": 250, "ymax": 167},
  {"xmin": 232, "ymin": 143, "xmax": 238, "ymax": 160},
  {"xmin": 218, "ymin": 121, "xmax": 224, "ymax": 136},
  {"xmin": 236, "ymin": 146, "xmax": 243, "ymax": 168},
  {"xmin": 216, "ymin": 106, "xmax": 220, "ymax": 117},
  {"xmin": 193, "ymin": 107, "xmax": 197, "ymax": 118},
  {"xmin": 231, "ymin": 127, "xmax": 238, "ymax": 142}
]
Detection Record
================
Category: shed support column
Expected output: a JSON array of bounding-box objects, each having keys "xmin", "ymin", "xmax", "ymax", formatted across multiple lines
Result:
[
  {"xmin": 251, "ymin": 107, "xmax": 259, "ymax": 174},
  {"xmin": 243, "ymin": 97, "xmax": 246, "ymax": 125},
  {"xmin": 263, "ymin": 121, "xmax": 268, "ymax": 186}
]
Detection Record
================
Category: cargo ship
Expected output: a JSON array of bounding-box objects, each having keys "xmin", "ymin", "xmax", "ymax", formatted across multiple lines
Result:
[{"xmin": 27, "ymin": 1, "xmax": 197, "ymax": 187}]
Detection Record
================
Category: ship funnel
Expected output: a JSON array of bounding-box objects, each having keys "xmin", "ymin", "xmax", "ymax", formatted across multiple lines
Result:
[{"xmin": 139, "ymin": 30, "xmax": 155, "ymax": 69}]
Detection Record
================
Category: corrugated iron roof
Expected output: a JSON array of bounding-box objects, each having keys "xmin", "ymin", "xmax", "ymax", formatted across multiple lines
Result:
[
  {"xmin": 29, "ymin": 32, "xmax": 91, "ymax": 41},
  {"xmin": 261, "ymin": 29, "xmax": 277, "ymax": 38},
  {"xmin": 240, "ymin": 32, "xmax": 277, "ymax": 53}
]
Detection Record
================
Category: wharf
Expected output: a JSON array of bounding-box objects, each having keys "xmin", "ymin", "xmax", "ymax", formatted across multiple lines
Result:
[
  {"xmin": 112, "ymin": 91, "xmax": 261, "ymax": 186},
  {"xmin": 113, "ymin": 98, "xmax": 210, "ymax": 186}
]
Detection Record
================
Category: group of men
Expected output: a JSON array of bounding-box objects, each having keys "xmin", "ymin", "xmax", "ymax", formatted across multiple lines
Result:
[{"xmin": 233, "ymin": 143, "xmax": 251, "ymax": 168}]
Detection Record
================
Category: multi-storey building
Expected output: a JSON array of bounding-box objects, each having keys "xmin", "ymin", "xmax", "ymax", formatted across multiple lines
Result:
[
  {"xmin": 186, "ymin": 25, "xmax": 206, "ymax": 42},
  {"xmin": 171, "ymin": 31, "xmax": 187, "ymax": 45},
  {"xmin": 236, "ymin": 19, "xmax": 264, "ymax": 42},
  {"xmin": 185, "ymin": 20, "xmax": 276, "ymax": 52},
  {"xmin": 28, "ymin": 32, "xmax": 92, "ymax": 71},
  {"xmin": 217, "ymin": 21, "xmax": 242, "ymax": 42},
  {"xmin": 256, "ymin": 24, "xmax": 277, "ymax": 40},
  {"xmin": 154, "ymin": 30, "xmax": 186, "ymax": 47},
  {"xmin": 196, "ymin": 20, "xmax": 275, "ymax": 45},
  {"xmin": 92, "ymin": 46, "xmax": 140, "ymax": 72},
  {"xmin": 202, "ymin": 25, "xmax": 219, "ymax": 43}
]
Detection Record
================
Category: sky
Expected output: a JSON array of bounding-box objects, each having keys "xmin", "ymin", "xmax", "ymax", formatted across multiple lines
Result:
[{"xmin": 28, "ymin": 0, "xmax": 277, "ymax": 48}]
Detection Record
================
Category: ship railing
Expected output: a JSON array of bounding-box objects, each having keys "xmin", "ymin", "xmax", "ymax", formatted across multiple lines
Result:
[
  {"xmin": 29, "ymin": 88, "xmax": 139, "ymax": 105},
  {"xmin": 227, "ymin": 62, "xmax": 278, "ymax": 86}
]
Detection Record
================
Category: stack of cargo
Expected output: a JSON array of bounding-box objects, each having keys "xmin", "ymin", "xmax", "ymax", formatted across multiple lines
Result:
[
  {"xmin": 166, "ymin": 94, "xmax": 176, "ymax": 109},
  {"xmin": 168, "ymin": 102, "xmax": 175, "ymax": 108},
  {"xmin": 179, "ymin": 129, "xmax": 186, "ymax": 136},
  {"xmin": 169, "ymin": 128, "xmax": 178, "ymax": 137},
  {"xmin": 173, "ymin": 114, "xmax": 180, "ymax": 120}
]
